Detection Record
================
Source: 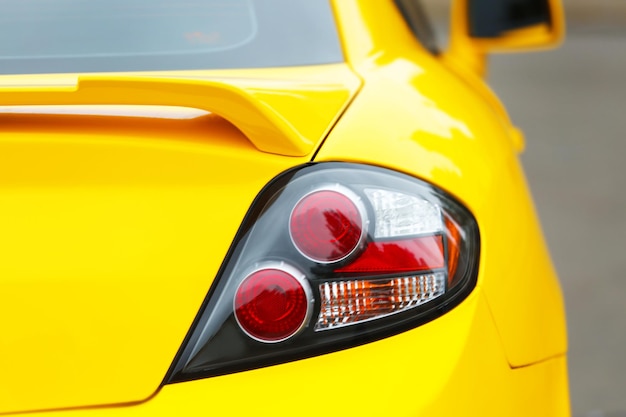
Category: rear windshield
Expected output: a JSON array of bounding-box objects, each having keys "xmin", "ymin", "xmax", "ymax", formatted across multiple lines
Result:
[{"xmin": 0, "ymin": 0, "xmax": 343, "ymax": 75}]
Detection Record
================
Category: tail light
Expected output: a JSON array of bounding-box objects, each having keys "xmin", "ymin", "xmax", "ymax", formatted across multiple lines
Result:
[{"xmin": 166, "ymin": 163, "xmax": 479, "ymax": 382}]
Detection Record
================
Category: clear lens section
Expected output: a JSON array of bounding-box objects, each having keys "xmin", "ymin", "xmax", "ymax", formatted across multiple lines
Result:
[
  {"xmin": 315, "ymin": 273, "xmax": 446, "ymax": 330},
  {"xmin": 364, "ymin": 189, "xmax": 443, "ymax": 238}
]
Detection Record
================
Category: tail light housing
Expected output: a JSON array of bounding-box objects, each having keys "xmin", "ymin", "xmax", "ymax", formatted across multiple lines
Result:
[{"xmin": 166, "ymin": 163, "xmax": 479, "ymax": 383}]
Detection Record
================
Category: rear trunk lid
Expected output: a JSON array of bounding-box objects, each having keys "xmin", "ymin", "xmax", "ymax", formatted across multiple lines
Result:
[{"xmin": 0, "ymin": 65, "xmax": 360, "ymax": 413}]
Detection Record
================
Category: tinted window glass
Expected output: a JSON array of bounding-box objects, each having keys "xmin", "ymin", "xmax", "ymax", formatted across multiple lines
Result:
[
  {"xmin": 0, "ymin": 0, "xmax": 343, "ymax": 74},
  {"xmin": 395, "ymin": 0, "xmax": 441, "ymax": 54}
]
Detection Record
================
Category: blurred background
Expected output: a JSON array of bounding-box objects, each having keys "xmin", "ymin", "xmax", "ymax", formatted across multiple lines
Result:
[{"xmin": 422, "ymin": 1, "xmax": 626, "ymax": 416}]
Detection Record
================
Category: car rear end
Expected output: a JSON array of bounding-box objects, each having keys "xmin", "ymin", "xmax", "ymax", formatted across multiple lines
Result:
[{"xmin": 0, "ymin": 1, "xmax": 570, "ymax": 416}]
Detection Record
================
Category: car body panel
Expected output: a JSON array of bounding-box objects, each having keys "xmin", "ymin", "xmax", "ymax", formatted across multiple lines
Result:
[
  {"xmin": 0, "ymin": 113, "xmax": 301, "ymax": 413},
  {"xmin": 325, "ymin": 0, "xmax": 567, "ymax": 368},
  {"xmin": 14, "ymin": 292, "xmax": 569, "ymax": 417},
  {"xmin": 0, "ymin": 64, "xmax": 361, "ymax": 413}
]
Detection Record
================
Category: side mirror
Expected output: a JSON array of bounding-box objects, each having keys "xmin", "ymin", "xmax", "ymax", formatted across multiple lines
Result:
[{"xmin": 446, "ymin": 0, "xmax": 565, "ymax": 75}]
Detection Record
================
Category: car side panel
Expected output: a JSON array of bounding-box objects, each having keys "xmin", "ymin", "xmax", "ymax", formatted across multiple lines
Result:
[{"xmin": 314, "ymin": 23, "xmax": 567, "ymax": 366}]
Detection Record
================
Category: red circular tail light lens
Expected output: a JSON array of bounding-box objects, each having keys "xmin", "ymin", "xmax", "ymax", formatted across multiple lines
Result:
[
  {"xmin": 289, "ymin": 186, "xmax": 367, "ymax": 264},
  {"xmin": 234, "ymin": 264, "xmax": 312, "ymax": 343}
]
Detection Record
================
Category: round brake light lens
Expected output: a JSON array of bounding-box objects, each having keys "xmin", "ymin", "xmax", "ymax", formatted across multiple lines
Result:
[
  {"xmin": 289, "ymin": 186, "xmax": 367, "ymax": 264},
  {"xmin": 234, "ymin": 264, "xmax": 312, "ymax": 343}
]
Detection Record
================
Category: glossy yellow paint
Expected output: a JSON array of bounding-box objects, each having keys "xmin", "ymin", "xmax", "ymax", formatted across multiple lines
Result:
[
  {"xmin": 0, "ymin": 65, "xmax": 360, "ymax": 156},
  {"xmin": 16, "ymin": 292, "xmax": 570, "ymax": 417},
  {"xmin": 327, "ymin": 0, "xmax": 567, "ymax": 369},
  {"xmin": 0, "ymin": 63, "xmax": 361, "ymax": 413},
  {"xmin": 0, "ymin": 113, "xmax": 307, "ymax": 413},
  {"xmin": 0, "ymin": 0, "xmax": 568, "ymax": 415}
]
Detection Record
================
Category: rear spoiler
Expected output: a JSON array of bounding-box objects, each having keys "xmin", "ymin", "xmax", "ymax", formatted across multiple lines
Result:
[{"xmin": 0, "ymin": 73, "xmax": 359, "ymax": 156}]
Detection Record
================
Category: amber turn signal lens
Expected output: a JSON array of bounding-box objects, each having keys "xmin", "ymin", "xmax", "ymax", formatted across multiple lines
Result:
[{"xmin": 444, "ymin": 216, "xmax": 461, "ymax": 286}]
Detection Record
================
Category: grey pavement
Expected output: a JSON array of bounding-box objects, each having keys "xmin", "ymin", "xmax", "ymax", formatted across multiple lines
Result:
[{"xmin": 488, "ymin": 25, "xmax": 626, "ymax": 417}]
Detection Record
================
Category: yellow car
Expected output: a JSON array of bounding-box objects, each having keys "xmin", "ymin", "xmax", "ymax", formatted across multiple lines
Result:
[{"xmin": 0, "ymin": 0, "xmax": 569, "ymax": 415}]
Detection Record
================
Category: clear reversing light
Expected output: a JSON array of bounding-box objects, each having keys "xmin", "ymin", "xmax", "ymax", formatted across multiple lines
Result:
[
  {"xmin": 364, "ymin": 188, "xmax": 443, "ymax": 238},
  {"xmin": 316, "ymin": 273, "xmax": 445, "ymax": 330},
  {"xmin": 165, "ymin": 163, "xmax": 479, "ymax": 383}
]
